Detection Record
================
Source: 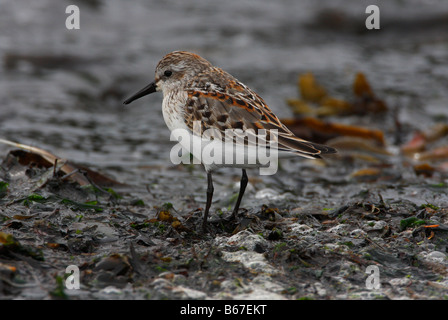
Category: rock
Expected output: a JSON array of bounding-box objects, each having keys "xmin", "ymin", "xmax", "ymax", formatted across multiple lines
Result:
[
  {"xmin": 221, "ymin": 251, "xmax": 280, "ymax": 275},
  {"xmin": 172, "ymin": 286, "xmax": 208, "ymax": 300},
  {"xmin": 350, "ymin": 228, "xmax": 367, "ymax": 237},
  {"xmin": 327, "ymin": 224, "xmax": 350, "ymax": 235},
  {"xmin": 389, "ymin": 277, "xmax": 412, "ymax": 287},
  {"xmin": 252, "ymin": 274, "xmax": 286, "ymax": 293},
  {"xmin": 422, "ymin": 251, "xmax": 447, "ymax": 264},
  {"xmin": 313, "ymin": 282, "xmax": 327, "ymax": 297},
  {"xmin": 363, "ymin": 220, "xmax": 387, "ymax": 231},
  {"xmin": 215, "ymin": 230, "xmax": 268, "ymax": 252},
  {"xmin": 290, "ymin": 223, "xmax": 314, "ymax": 236}
]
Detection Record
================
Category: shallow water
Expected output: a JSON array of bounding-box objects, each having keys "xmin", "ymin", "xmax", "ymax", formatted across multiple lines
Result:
[{"xmin": 1, "ymin": 0, "xmax": 448, "ymax": 211}]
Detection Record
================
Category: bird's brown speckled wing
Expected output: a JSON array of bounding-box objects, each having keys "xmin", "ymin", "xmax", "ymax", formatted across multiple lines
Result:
[{"xmin": 183, "ymin": 86, "xmax": 336, "ymax": 159}]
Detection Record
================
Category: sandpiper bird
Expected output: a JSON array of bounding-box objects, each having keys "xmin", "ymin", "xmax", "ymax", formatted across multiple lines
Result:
[{"xmin": 124, "ymin": 51, "xmax": 336, "ymax": 231}]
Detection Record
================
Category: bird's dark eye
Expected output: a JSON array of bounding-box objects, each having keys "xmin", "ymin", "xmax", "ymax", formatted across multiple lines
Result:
[{"xmin": 164, "ymin": 70, "xmax": 172, "ymax": 77}]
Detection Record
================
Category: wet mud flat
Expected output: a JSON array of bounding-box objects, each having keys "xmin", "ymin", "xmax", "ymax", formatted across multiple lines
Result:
[
  {"xmin": 1, "ymin": 0, "xmax": 448, "ymax": 302},
  {"xmin": 1, "ymin": 51, "xmax": 448, "ymax": 301},
  {"xmin": 1, "ymin": 130, "xmax": 448, "ymax": 300}
]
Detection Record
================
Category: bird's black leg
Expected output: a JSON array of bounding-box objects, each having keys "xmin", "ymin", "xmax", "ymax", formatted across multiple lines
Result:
[
  {"xmin": 231, "ymin": 169, "xmax": 248, "ymax": 219},
  {"xmin": 202, "ymin": 172, "xmax": 214, "ymax": 232}
]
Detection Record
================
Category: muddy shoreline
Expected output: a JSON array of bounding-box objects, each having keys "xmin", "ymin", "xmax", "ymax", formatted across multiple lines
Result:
[
  {"xmin": 1, "ymin": 138, "xmax": 447, "ymax": 300},
  {"xmin": 1, "ymin": 0, "xmax": 448, "ymax": 301}
]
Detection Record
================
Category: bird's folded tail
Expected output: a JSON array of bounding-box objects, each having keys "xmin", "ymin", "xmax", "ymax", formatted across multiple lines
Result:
[{"xmin": 277, "ymin": 133, "xmax": 337, "ymax": 159}]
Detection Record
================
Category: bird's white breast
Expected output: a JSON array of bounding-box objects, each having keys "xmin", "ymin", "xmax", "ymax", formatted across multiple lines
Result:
[{"xmin": 162, "ymin": 90, "xmax": 189, "ymax": 133}]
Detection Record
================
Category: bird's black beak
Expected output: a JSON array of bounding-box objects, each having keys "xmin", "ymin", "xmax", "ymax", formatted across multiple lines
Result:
[{"xmin": 123, "ymin": 81, "xmax": 157, "ymax": 105}]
